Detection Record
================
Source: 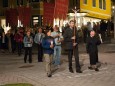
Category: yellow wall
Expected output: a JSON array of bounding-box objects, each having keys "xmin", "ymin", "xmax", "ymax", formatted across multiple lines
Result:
[{"xmin": 80, "ymin": 0, "xmax": 111, "ymax": 19}]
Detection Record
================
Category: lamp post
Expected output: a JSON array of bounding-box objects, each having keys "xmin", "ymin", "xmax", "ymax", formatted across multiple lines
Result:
[{"xmin": 112, "ymin": 6, "xmax": 115, "ymax": 39}]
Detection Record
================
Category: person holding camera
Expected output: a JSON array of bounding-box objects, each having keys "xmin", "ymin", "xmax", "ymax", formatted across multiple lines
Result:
[{"xmin": 23, "ymin": 30, "xmax": 33, "ymax": 63}]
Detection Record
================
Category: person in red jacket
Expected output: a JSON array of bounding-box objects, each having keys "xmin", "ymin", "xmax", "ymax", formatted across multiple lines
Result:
[{"xmin": 14, "ymin": 30, "xmax": 23, "ymax": 56}]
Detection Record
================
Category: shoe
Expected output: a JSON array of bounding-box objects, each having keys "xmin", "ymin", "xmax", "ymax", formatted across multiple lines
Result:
[
  {"xmin": 69, "ymin": 68, "xmax": 74, "ymax": 73},
  {"xmin": 47, "ymin": 74, "xmax": 52, "ymax": 77},
  {"xmin": 88, "ymin": 66, "xmax": 94, "ymax": 70},
  {"xmin": 76, "ymin": 70, "xmax": 82, "ymax": 73},
  {"xmin": 95, "ymin": 68, "xmax": 99, "ymax": 71}
]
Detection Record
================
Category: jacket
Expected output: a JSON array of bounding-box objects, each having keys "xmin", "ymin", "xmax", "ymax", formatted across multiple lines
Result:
[
  {"xmin": 14, "ymin": 33, "xmax": 23, "ymax": 43},
  {"xmin": 34, "ymin": 33, "xmax": 45, "ymax": 44},
  {"xmin": 42, "ymin": 36, "xmax": 55, "ymax": 54},
  {"xmin": 63, "ymin": 27, "xmax": 79, "ymax": 50},
  {"xmin": 23, "ymin": 35, "xmax": 33, "ymax": 47},
  {"xmin": 86, "ymin": 36, "xmax": 101, "ymax": 53}
]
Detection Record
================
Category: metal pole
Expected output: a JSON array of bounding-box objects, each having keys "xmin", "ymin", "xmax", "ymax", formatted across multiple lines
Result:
[{"xmin": 114, "ymin": 8, "xmax": 115, "ymax": 39}]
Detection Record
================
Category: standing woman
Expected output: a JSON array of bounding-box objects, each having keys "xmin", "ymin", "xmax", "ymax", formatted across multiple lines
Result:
[
  {"xmin": 42, "ymin": 30, "xmax": 55, "ymax": 77},
  {"xmin": 23, "ymin": 30, "xmax": 33, "ymax": 63},
  {"xmin": 14, "ymin": 30, "xmax": 23, "ymax": 56},
  {"xmin": 86, "ymin": 30, "xmax": 101, "ymax": 71},
  {"xmin": 34, "ymin": 28, "xmax": 45, "ymax": 62}
]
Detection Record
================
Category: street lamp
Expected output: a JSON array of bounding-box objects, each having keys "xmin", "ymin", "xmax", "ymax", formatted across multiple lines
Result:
[{"xmin": 112, "ymin": 6, "xmax": 115, "ymax": 39}]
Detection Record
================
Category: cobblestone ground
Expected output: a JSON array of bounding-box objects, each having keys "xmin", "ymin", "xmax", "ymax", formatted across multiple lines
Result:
[{"xmin": 0, "ymin": 44, "xmax": 115, "ymax": 86}]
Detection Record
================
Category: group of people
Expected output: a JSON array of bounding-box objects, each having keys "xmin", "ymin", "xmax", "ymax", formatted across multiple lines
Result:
[
  {"xmin": 23, "ymin": 20, "xmax": 102, "ymax": 77},
  {"xmin": 82, "ymin": 20, "xmax": 114, "ymax": 43},
  {"xmin": 0, "ymin": 20, "xmax": 103, "ymax": 77}
]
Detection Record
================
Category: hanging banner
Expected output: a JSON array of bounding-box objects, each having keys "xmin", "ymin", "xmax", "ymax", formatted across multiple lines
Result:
[
  {"xmin": 6, "ymin": 8, "xmax": 18, "ymax": 27},
  {"xmin": 18, "ymin": 6, "xmax": 31, "ymax": 27},
  {"xmin": 43, "ymin": 2, "xmax": 55, "ymax": 26},
  {"xmin": 54, "ymin": 0, "xmax": 69, "ymax": 19}
]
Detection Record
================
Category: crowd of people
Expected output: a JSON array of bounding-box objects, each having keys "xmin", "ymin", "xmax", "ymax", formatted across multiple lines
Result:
[
  {"xmin": 0, "ymin": 19, "xmax": 108, "ymax": 77},
  {"xmin": 81, "ymin": 20, "xmax": 114, "ymax": 43}
]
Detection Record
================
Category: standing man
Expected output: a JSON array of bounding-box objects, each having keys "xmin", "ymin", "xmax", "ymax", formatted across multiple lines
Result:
[
  {"xmin": 51, "ymin": 26, "xmax": 63, "ymax": 68},
  {"xmin": 34, "ymin": 27, "xmax": 45, "ymax": 62},
  {"xmin": 63, "ymin": 20, "xmax": 82, "ymax": 73}
]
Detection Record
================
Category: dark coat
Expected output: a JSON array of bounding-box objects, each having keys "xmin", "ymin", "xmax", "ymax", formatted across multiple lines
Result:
[
  {"xmin": 42, "ymin": 36, "xmax": 55, "ymax": 54},
  {"xmin": 0, "ymin": 35, "xmax": 8, "ymax": 49},
  {"xmin": 86, "ymin": 36, "xmax": 101, "ymax": 53},
  {"xmin": 63, "ymin": 27, "xmax": 79, "ymax": 50}
]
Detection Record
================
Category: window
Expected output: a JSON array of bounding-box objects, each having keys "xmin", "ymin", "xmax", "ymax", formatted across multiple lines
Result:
[
  {"xmin": 92, "ymin": 0, "xmax": 96, "ymax": 7},
  {"xmin": 99, "ymin": 0, "xmax": 102, "ymax": 9},
  {"xmin": 103, "ymin": 0, "xmax": 106, "ymax": 10},
  {"xmin": 83, "ymin": 0, "xmax": 87, "ymax": 4},
  {"xmin": 99, "ymin": 0, "xmax": 106, "ymax": 10},
  {"xmin": 32, "ymin": 0, "xmax": 40, "ymax": 2},
  {"xmin": 17, "ymin": 0, "xmax": 23, "ymax": 6},
  {"xmin": 32, "ymin": 15, "xmax": 42, "ymax": 26},
  {"xmin": 32, "ymin": 16, "xmax": 39, "ymax": 26},
  {"xmin": 3, "ymin": 0, "xmax": 8, "ymax": 7}
]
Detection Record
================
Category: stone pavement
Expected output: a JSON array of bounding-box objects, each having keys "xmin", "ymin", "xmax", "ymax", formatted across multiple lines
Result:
[{"xmin": 0, "ymin": 44, "xmax": 115, "ymax": 86}]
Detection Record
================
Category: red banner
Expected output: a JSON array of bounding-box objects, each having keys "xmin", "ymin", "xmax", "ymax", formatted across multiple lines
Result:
[
  {"xmin": 6, "ymin": 8, "xmax": 18, "ymax": 27},
  {"xmin": 43, "ymin": 2, "xmax": 55, "ymax": 26},
  {"xmin": 6, "ymin": 6, "xmax": 31, "ymax": 27},
  {"xmin": 18, "ymin": 6, "xmax": 31, "ymax": 27},
  {"xmin": 54, "ymin": 0, "xmax": 69, "ymax": 19}
]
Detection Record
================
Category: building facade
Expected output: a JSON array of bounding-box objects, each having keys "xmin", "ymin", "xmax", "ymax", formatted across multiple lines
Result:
[
  {"xmin": 69, "ymin": 0, "xmax": 111, "ymax": 28},
  {"xmin": 0, "ymin": 0, "xmax": 44, "ymax": 28}
]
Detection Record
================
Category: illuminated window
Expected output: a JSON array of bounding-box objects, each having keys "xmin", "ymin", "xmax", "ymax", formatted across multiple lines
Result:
[
  {"xmin": 32, "ymin": 16, "xmax": 39, "ymax": 26},
  {"xmin": 92, "ymin": 0, "xmax": 96, "ymax": 7}
]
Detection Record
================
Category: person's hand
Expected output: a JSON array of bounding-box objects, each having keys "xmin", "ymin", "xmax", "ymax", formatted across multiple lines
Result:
[
  {"xmin": 30, "ymin": 39, "xmax": 32, "ymax": 42},
  {"xmin": 71, "ymin": 36, "xmax": 76, "ymax": 40},
  {"xmin": 56, "ymin": 34, "xmax": 60, "ymax": 37},
  {"xmin": 73, "ymin": 43, "xmax": 77, "ymax": 46},
  {"xmin": 57, "ymin": 40, "xmax": 61, "ymax": 43},
  {"xmin": 50, "ymin": 44, "xmax": 54, "ymax": 48}
]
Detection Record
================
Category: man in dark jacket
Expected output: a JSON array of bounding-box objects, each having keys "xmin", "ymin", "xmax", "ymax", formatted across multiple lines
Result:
[{"xmin": 63, "ymin": 20, "xmax": 82, "ymax": 73}]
